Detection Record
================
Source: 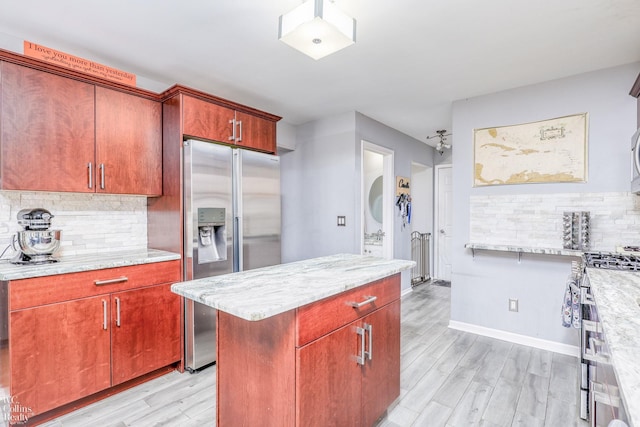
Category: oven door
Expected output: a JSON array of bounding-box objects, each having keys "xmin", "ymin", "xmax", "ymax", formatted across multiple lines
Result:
[{"xmin": 631, "ymin": 128, "xmax": 640, "ymax": 194}]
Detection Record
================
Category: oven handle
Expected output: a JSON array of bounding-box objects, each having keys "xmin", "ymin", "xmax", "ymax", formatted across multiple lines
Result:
[
  {"xmin": 634, "ymin": 131, "xmax": 640, "ymax": 175},
  {"xmin": 581, "ymin": 286, "xmax": 595, "ymax": 305}
]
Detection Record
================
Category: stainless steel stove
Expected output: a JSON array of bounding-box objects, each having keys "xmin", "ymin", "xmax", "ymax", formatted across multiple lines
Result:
[{"xmin": 582, "ymin": 251, "xmax": 640, "ymax": 271}]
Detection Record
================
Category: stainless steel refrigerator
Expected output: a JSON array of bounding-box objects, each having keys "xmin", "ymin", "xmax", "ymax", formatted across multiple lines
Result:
[{"xmin": 183, "ymin": 139, "xmax": 281, "ymax": 371}]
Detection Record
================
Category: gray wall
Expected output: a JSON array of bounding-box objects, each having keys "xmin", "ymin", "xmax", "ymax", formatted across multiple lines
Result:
[
  {"xmin": 280, "ymin": 111, "xmax": 435, "ymax": 289},
  {"xmin": 450, "ymin": 63, "xmax": 639, "ymax": 348},
  {"xmin": 280, "ymin": 112, "xmax": 359, "ymax": 262}
]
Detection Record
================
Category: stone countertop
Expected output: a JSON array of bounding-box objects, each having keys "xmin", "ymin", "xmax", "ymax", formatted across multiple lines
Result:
[
  {"xmin": 586, "ymin": 268, "xmax": 640, "ymax": 427},
  {"xmin": 0, "ymin": 249, "xmax": 180, "ymax": 281},
  {"xmin": 465, "ymin": 243, "xmax": 584, "ymax": 257},
  {"xmin": 171, "ymin": 253, "xmax": 415, "ymax": 322}
]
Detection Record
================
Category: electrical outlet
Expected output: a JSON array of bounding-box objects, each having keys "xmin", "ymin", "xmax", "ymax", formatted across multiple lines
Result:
[
  {"xmin": 337, "ymin": 216, "xmax": 346, "ymax": 226},
  {"xmin": 509, "ymin": 298, "xmax": 519, "ymax": 312}
]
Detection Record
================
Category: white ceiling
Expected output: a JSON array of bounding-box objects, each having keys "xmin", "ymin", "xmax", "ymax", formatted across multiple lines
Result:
[{"xmin": 1, "ymin": 0, "xmax": 639, "ymax": 147}]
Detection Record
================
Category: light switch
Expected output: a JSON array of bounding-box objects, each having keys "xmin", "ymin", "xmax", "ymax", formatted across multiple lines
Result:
[
  {"xmin": 509, "ymin": 298, "xmax": 518, "ymax": 312},
  {"xmin": 337, "ymin": 216, "xmax": 346, "ymax": 226}
]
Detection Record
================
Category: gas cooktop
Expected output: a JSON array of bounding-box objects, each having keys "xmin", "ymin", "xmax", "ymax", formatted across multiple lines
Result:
[{"xmin": 583, "ymin": 251, "xmax": 640, "ymax": 271}]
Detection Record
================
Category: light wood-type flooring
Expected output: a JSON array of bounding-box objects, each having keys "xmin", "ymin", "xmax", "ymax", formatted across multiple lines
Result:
[{"xmin": 43, "ymin": 282, "xmax": 588, "ymax": 427}]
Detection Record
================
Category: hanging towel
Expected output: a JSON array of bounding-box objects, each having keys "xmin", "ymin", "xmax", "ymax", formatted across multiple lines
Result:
[{"xmin": 561, "ymin": 275, "xmax": 581, "ymax": 328}]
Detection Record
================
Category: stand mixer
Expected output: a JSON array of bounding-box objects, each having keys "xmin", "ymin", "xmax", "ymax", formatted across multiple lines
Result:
[{"xmin": 11, "ymin": 208, "xmax": 62, "ymax": 264}]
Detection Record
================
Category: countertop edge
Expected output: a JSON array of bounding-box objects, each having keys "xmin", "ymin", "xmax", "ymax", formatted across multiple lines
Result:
[
  {"xmin": 465, "ymin": 243, "xmax": 583, "ymax": 257},
  {"xmin": 0, "ymin": 249, "xmax": 181, "ymax": 281},
  {"xmin": 171, "ymin": 255, "xmax": 415, "ymax": 322}
]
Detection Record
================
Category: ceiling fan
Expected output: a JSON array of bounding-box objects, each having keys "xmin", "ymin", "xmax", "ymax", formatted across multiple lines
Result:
[{"xmin": 426, "ymin": 130, "xmax": 452, "ymax": 155}]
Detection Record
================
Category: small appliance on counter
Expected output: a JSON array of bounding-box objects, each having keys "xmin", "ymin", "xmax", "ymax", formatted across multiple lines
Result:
[{"xmin": 11, "ymin": 208, "xmax": 61, "ymax": 264}]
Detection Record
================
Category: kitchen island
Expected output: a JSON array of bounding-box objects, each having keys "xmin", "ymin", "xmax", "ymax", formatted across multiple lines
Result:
[{"xmin": 171, "ymin": 253, "xmax": 415, "ymax": 427}]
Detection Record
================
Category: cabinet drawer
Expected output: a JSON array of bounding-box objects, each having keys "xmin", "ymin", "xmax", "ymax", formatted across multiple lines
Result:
[
  {"xmin": 9, "ymin": 260, "xmax": 181, "ymax": 310},
  {"xmin": 296, "ymin": 274, "xmax": 400, "ymax": 346}
]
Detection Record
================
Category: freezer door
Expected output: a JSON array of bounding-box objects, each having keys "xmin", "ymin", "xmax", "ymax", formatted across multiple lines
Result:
[
  {"xmin": 234, "ymin": 149, "xmax": 281, "ymax": 271},
  {"xmin": 184, "ymin": 139, "xmax": 233, "ymax": 280}
]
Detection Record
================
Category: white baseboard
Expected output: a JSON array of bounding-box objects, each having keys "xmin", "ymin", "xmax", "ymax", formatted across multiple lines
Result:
[
  {"xmin": 401, "ymin": 286, "xmax": 413, "ymax": 297},
  {"xmin": 448, "ymin": 320, "xmax": 580, "ymax": 358}
]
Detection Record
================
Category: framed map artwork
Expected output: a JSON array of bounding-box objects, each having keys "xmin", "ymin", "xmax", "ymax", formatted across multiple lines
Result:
[{"xmin": 473, "ymin": 113, "xmax": 588, "ymax": 187}]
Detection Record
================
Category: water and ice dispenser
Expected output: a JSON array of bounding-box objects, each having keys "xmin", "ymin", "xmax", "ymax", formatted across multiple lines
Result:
[{"xmin": 197, "ymin": 207, "xmax": 226, "ymax": 264}]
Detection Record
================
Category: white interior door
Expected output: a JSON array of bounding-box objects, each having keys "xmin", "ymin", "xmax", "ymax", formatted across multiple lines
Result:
[{"xmin": 435, "ymin": 165, "xmax": 452, "ymax": 281}]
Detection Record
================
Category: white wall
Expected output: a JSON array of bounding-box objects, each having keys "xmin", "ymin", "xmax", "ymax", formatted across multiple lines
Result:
[
  {"xmin": 451, "ymin": 62, "xmax": 639, "ymax": 350},
  {"xmin": 280, "ymin": 112, "xmax": 359, "ymax": 262}
]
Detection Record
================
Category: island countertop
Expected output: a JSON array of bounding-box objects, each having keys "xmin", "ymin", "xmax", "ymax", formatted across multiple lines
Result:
[{"xmin": 171, "ymin": 253, "xmax": 415, "ymax": 321}]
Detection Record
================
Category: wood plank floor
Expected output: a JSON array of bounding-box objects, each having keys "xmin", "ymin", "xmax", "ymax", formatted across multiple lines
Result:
[{"xmin": 43, "ymin": 282, "xmax": 588, "ymax": 427}]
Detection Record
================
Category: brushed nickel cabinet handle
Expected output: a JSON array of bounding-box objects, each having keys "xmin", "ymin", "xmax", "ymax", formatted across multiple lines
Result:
[
  {"xmin": 228, "ymin": 119, "xmax": 236, "ymax": 141},
  {"xmin": 365, "ymin": 323, "xmax": 373, "ymax": 361},
  {"xmin": 355, "ymin": 326, "xmax": 366, "ymax": 366},
  {"xmin": 100, "ymin": 163, "xmax": 105, "ymax": 189},
  {"xmin": 237, "ymin": 120, "xmax": 243, "ymax": 142},
  {"xmin": 88, "ymin": 162, "xmax": 93, "ymax": 189},
  {"xmin": 94, "ymin": 276, "xmax": 129, "ymax": 286},
  {"xmin": 102, "ymin": 299, "xmax": 108, "ymax": 330},
  {"xmin": 348, "ymin": 295, "xmax": 377, "ymax": 308},
  {"xmin": 115, "ymin": 297, "xmax": 121, "ymax": 327}
]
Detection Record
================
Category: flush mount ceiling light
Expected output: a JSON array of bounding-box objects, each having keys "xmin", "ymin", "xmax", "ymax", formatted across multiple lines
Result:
[
  {"xmin": 426, "ymin": 130, "xmax": 452, "ymax": 155},
  {"xmin": 278, "ymin": 0, "xmax": 356, "ymax": 60}
]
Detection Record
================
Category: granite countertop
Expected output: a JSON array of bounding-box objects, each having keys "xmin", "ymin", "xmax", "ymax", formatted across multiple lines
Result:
[
  {"xmin": 586, "ymin": 268, "xmax": 640, "ymax": 426},
  {"xmin": 171, "ymin": 253, "xmax": 415, "ymax": 321},
  {"xmin": 0, "ymin": 249, "xmax": 180, "ymax": 281}
]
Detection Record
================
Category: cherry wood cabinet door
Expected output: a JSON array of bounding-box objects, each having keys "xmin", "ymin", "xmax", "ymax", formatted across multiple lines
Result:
[
  {"xmin": 361, "ymin": 300, "xmax": 401, "ymax": 427},
  {"xmin": 10, "ymin": 296, "xmax": 111, "ymax": 417},
  {"xmin": 95, "ymin": 87, "xmax": 162, "ymax": 195},
  {"xmin": 182, "ymin": 95, "xmax": 235, "ymax": 143},
  {"xmin": 296, "ymin": 323, "xmax": 362, "ymax": 426},
  {"xmin": 1, "ymin": 61, "xmax": 95, "ymax": 192},
  {"xmin": 234, "ymin": 111, "xmax": 276, "ymax": 153},
  {"xmin": 110, "ymin": 284, "xmax": 181, "ymax": 386}
]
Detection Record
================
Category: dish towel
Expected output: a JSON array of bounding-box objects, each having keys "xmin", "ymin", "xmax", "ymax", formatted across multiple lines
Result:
[{"xmin": 561, "ymin": 275, "xmax": 581, "ymax": 328}]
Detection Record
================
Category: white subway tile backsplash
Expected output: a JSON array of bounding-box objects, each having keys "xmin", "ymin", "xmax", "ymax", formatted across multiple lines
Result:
[
  {"xmin": 0, "ymin": 191, "xmax": 147, "ymax": 259},
  {"xmin": 470, "ymin": 192, "xmax": 640, "ymax": 251}
]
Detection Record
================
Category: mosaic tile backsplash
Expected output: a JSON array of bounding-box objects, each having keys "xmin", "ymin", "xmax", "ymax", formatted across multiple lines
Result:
[
  {"xmin": 469, "ymin": 192, "xmax": 640, "ymax": 251},
  {"xmin": 0, "ymin": 191, "xmax": 147, "ymax": 258}
]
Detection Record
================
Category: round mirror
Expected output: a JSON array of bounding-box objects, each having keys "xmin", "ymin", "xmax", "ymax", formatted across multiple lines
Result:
[{"xmin": 368, "ymin": 175, "xmax": 383, "ymax": 224}]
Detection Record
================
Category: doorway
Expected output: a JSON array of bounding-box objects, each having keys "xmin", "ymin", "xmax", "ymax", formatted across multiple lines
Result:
[
  {"xmin": 361, "ymin": 141, "xmax": 394, "ymax": 259},
  {"xmin": 434, "ymin": 164, "xmax": 452, "ymax": 280},
  {"xmin": 410, "ymin": 162, "xmax": 433, "ymax": 282}
]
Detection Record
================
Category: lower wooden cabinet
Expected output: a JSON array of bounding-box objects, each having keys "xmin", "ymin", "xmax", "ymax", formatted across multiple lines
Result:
[
  {"xmin": 296, "ymin": 300, "xmax": 400, "ymax": 427},
  {"xmin": 10, "ymin": 296, "xmax": 112, "ymax": 416},
  {"xmin": 111, "ymin": 283, "xmax": 181, "ymax": 385},
  {"xmin": 217, "ymin": 273, "xmax": 401, "ymax": 427},
  {"xmin": 6, "ymin": 260, "xmax": 181, "ymax": 420}
]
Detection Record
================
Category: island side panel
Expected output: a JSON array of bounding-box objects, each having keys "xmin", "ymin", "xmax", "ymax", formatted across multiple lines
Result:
[{"xmin": 217, "ymin": 309, "xmax": 296, "ymax": 426}]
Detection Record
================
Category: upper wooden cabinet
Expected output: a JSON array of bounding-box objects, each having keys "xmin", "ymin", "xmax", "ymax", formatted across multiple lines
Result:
[
  {"xmin": 181, "ymin": 92, "xmax": 278, "ymax": 154},
  {"xmin": 0, "ymin": 61, "xmax": 95, "ymax": 192},
  {"xmin": 0, "ymin": 60, "xmax": 162, "ymax": 195},
  {"xmin": 95, "ymin": 86, "xmax": 162, "ymax": 195}
]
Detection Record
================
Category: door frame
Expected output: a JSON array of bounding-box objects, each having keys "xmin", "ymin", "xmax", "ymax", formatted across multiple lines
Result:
[
  {"xmin": 361, "ymin": 141, "xmax": 394, "ymax": 259},
  {"xmin": 434, "ymin": 164, "xmax": 452, "ymax": 279}
]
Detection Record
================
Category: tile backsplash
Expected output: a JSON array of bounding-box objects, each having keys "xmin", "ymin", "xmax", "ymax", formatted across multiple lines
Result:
[
  {"xmin": 470, "ymin": 192, "xmax": 640, "ymax": 251},
  {"xmin": 0, "ymin": 191, "xmax": 147, "ymax": 258}
]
